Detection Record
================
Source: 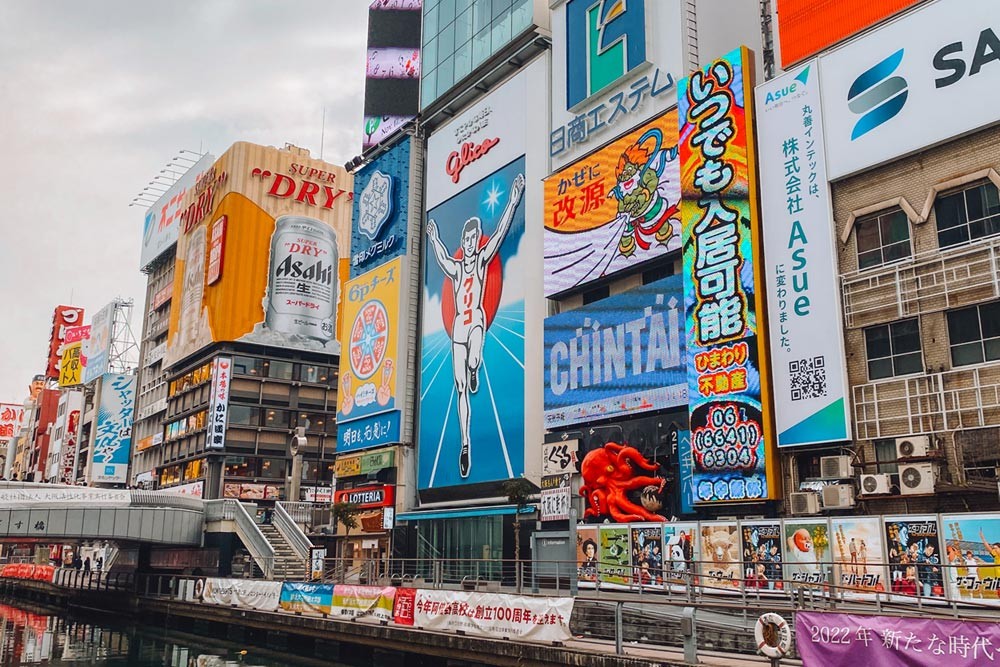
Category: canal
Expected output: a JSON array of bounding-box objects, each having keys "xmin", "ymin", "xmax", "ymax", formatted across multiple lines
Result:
[{"xmin": 0, "ymin": 595, "xmax": 364, "ymax": 667}]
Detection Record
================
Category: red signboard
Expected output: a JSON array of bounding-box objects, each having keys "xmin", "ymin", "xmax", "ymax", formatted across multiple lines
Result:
[
  {"xmin": 152, "ymin": 282, "xmax": 174, "ymax": 309},
  {"xmin": 45, "ymin": 306, "xmax": 85, "ymax": 379},
  {"xmin": 335, "ymin": 484, "xmax": 395, "ymax": 509}
]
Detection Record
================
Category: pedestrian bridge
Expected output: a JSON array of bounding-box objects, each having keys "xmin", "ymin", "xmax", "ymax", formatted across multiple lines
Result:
[{"xmin": 0, "ymin": 483, "xmax": 204, "ymax": 545}]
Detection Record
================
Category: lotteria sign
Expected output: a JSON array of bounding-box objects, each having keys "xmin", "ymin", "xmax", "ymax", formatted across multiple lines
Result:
[
  {"xmin": 819, "ymin": 0, "xmax": 1000, "ymax": 179},
  {"xmin": 334, "ymin": 484, "xmax": 395, "ymax": 509}
]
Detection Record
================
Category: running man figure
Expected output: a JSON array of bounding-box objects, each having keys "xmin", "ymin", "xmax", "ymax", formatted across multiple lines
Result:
[{"xmin": 425, "ymin": 173, "xmax": 525, "ymax": 478}]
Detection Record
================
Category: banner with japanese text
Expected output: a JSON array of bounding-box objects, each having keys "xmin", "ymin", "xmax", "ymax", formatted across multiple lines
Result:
[
  {"xmin": 405, "ymin": 590, "xmax": 573, "ymax": 643},
  {"xmin": 331, "ymin": 584, "xmax": 396, "ymax": 621},
  {"xmin": 201, "ymin": 578, "xmax": 281, "ymax": 612},
  {"xmin": 91, "ymin": 373, "xmax": 136, "ymax": 485},
  {"xmin": 279, "ymin": 582, "xmax": 333, "ymax": 615},
  {"xmin": 679, "ymin": 45, "xmax": 778, "ymax": 504}
]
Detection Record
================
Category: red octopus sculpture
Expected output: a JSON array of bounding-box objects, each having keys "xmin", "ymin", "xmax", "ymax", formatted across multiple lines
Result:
[{"xmin": 579, "ymin": 442, "xmax": 666, "ymax": 522}]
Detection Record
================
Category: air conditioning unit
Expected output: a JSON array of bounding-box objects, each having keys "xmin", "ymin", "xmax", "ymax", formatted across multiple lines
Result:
[
  {"xmin": 860, "ymin": 473, "xmax": 894, "ymax": 496},
  {"xmin": 822, "ymin": 484, "xmax": 856, "ymax": 509},
  {"xmin": 896, "ymin": 435, "xmax": 930, "ymax": 459},
  {"xmin": 899, "ymin": 462, "xmax": 938, "ymax": 495},
  {"xmin": 789, "ymin": 492, "xmax": 821, "ymax": 515},
  {"xmin": 820, "ymin": 455, "xmax": 852, "ymax": 479}
]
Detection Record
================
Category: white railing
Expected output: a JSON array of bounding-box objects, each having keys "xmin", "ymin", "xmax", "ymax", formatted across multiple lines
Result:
[
  {"xmin": 273, "ymin": 502, "xmax": 313, "ymax": 560},
  {"xmin": 277, "ymin": 501, "xmax": 314, "ymax": 525}
]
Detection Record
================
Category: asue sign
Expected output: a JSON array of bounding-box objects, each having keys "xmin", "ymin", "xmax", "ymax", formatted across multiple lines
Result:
[{"xmin": 820, "ymin": 0, "xmax": 1000, "ymax": 179}]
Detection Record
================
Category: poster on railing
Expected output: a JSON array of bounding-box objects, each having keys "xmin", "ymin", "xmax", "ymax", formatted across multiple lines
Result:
[
  {"xmin": 279, "ymin": 582, "xmax": 333, "ymax": 615},
  {"xmin": 784, "ymin": 518, "xmax": 832, "ymax": 587},
  {"xmin": 662, "ymin": 522, "xmax": 697, "ymax": 587},
  {"xmin": 740, "ymin": 521, "xmax": 784, "ymax": 591},
  {"xmin": 403, "ymin": 590, "xmax": 574, "ymax": 643},
  {"xmin": 943, "ymin": 513, "xmax": 1000, "ymax": 605},
  {"xmin": 331, "ymin": 584, "xmax": 396, "ymax": 621},
  {"xmin": 884, "ymin": 515, "xmax": 945, "ymax": 599},
  {"xmin": 831, "ymin": 517, "xmax": 888, "ymax": 595},
  {"xmin": 630, "ymin": 524, "xmax": 663, "ymax": 587},
  {"xmin": 0, "ymin": 564, "xmax": 54, "ymax": 583},
  {"xmin": 201, "ymin": 578, "xmax": 281, "ymax": 612},
  {"xmin": 576, "ymin": 526, "xmax": 598, "ymax": 585},
  {"xmin": 699, "ymin": 522, "xmax": 740, "ymax": 591},
  {"xmin": 796, "ymin": 611, "xmax": 1000, "ymax": 666},
  {"xmin": 393, "ymin": 586, "xmax": 416, "ymax": 626},
  {"xmin": 598, "ymin": 525, "xmax": 630, "ymax": 587}
]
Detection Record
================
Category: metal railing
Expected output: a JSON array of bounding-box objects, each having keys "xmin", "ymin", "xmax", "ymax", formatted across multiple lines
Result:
[
  {"xmin": 230, "ymin": 501, "xmax": 275, "ymax": 579},
  {"xmin": 276, "ymin": 501, "xmax": 314, "ymax": 525},
  {"xmin": 203, "ymin": 498, "xmax": 237, "ymax": 522},
  {"xmin": 272, "ymin": 502, "xmax": 313, "ymax": 560},
  {"xmin": 50, "ymin": 568, "xmax": 135, "ymax": 592}
]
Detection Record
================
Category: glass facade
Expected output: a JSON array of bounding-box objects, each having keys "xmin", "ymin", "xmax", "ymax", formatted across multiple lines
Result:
[
  {"xmin": 421, "ymin": 0, "xmax": 533, "ymax": 108},
  {"xmin": 416, "ymin": 515, "xmax": 504, "ymax": 579}
]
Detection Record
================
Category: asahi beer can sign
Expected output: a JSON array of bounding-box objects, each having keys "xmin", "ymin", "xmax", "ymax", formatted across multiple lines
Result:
[{"xmin": 263, "ymin": 216, "xmax": 339, "ymax": 344}]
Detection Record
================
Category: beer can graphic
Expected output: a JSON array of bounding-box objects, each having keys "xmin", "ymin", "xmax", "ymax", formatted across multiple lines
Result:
[
  {"xmin": 263, "ymin": 216, "xmax": 339, "ymax": 343},
  {"xmin": 180, "ymin": 225, "xmax": 207, "ymax": 348}
]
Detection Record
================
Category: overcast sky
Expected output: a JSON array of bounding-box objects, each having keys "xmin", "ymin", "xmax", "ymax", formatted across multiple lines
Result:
[{"xmin": 0, "ymin": 1, "xmax": 369, "ymax": 402}]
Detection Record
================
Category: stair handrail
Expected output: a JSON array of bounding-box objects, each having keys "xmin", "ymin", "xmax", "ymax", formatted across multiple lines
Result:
[
  {"xmin": 230, "ymin": 500, "xmax": 275, "ymax": 579},
  {"xmin": 273, "ymin": 501, "xmax": 313, "ymax": 560}
]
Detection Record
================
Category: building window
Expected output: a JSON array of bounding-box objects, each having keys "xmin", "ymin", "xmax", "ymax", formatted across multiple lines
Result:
[
  {"xmin": 856, "ymin": 209, "xmax": 911, "ymax": 270},
  {"xmin": 936, "ymin": 180, "xmax": 1000, "ymax": 248},
  {"xmin": 298, "ymin": 364, "xmax": 332, "ymax": 384},
  {"xmin": 228, "ymin": 405, "xmax": 260, "ymax": 427},
  {"xmin": 864, "ymin": 319, "xmax": 922, "ymax": 380},
  {"xmin": 259, "ymin": 457, "xmax": 285, "ymax": 480},
  {"xmin": 582, "ymin": 285, "xmax": 610, "ymax": 305},
  {"xmin": 224, "ymin": 456, "xmax": 256, "ymax": 478},
  {"xmin": 266, "ymin": 360, "xmax": 295, "ymax": 381},
  {"xmin": 947, "ymin": 301, "xmax": 1000, "ymax": 367},
  {"xmin": 874, "ymin": 439, "xmax": 898, "ymax": 474},
  {"xmin": 642, "ymin": 264, "xmax": 674, "ymax": 285},
  {"xmin": 233, "ymin": 355, "xmax": 263, "ymax": 376},
  {"xmin": 263, "ymin": 409, "xmax": 291, "ymax": 429}
]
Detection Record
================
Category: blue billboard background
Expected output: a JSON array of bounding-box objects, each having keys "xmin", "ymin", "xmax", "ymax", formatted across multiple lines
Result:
[
  {"xmin": 418, "ymin": 156, "xmax": 526, "ymax": 490},
  {"xmin": 93, "ymin": 373, "xmax": 136, "ymax": 484},
  {"xmin": 543, "ymin": 274, "xmax": 687, "ymax": 429},
  {"xmin": 350, "ymin": 135, "xmax": 411, "ymax": 278}
]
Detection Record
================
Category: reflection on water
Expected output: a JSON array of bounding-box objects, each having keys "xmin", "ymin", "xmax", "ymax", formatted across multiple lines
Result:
[{"xmin": 0, "ymin": 598, "xmax": 322, "ymax": 667}]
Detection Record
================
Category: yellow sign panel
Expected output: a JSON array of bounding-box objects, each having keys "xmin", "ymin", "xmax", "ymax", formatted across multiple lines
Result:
[
  {"xmin": 58, "ymin": 342, "xmax": 84, "ymax": 387},
  {"xmin": 336, "ymin": 257, "xmax": 404, "ymax": 423},
  {"xmin": 334, "ymin": 456, "xmax": 362, "ymax": 478}
]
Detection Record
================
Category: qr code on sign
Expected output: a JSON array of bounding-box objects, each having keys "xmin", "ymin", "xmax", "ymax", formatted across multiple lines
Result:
[{"xmin": 789, "ymin": 356, "xmax": 827, "ymax": 401}]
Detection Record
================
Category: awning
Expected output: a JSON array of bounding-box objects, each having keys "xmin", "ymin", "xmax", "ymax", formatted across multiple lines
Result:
[{"xmin": 397, "ymin": 505, "xmax": 536, "ymax": 522}]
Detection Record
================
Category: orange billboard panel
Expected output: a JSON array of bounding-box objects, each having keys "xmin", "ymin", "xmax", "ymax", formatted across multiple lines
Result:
[{"xmin": 776, "ymin": 0, "xmax": 923, "ymax": 67}]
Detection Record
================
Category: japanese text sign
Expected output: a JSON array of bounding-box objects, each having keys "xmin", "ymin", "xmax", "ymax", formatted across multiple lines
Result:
[
  {"xmin": 58, "ymin": 342, "xmax": 84, "ymax": 387},
  {"xmin": 207, "ymin": 357, "xmax": 231, "ymax": 450},
  {"xmin": 351, "ymin": 136, "xmax": 411, "ymax": 277},
  {"xmin": 91, "ymin": 373, "xmax": 136, "ymax": 484},
  {"xmin": 45, "ymin": 305, "xmax": 85, "ymax": 380},
  {"xmin": 678, "ymin": 46, "xmax": 777, "ymax": 504}
]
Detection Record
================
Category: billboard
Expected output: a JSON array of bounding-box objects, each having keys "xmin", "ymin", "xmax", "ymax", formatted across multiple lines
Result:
[
  {"xmin": 58, "ymin": 342, "xmax": 84, "ymax": 387},
  {"xmin": 598, "ymin": 524, "xmax": 630, "ymax": 586},
  {"xmin": 679, "ymin": 47, "xmax": 777, "ymax": 504},
  {"xmin": 543, "ymin": 112, "xmax": 681, "ymax": 297},
  {"xmin": 884, "ymin": 515, "xmax": 944, "ymax": 598},
  {"xmin": 818, "ymin": 0, "xmax": 1000, "ymax": 179},
  {"xmin": 45, "ymin": 306, "xmax": 85, "ymax": 380},
  {"xmin": 577, "ymin": 525, "xmax": 598, "ymax": 583},
  {"xmin": 351, "ymin": 136, "xmax": 412, "ymax": 277},
  {"xmin": 0, "ymin": 404, "xmax": 24, "ymax": 440},
  {"xmin": 140, "ymin": 153, "xmax": 216, "ymax": 269},
  {"xmin": 831, "ymin": 516, "xmax": 888, "ymax": 594},
  {"xmin": 362, "ymin": 0, "xmax": 421, "ymax": 150},
  {"xmin": 91, "ymin": 373, "xmax": 136, "ymax": 484},
  {"xmin": 662, "ymin": 522, "xmax": 697, "ymax": 585},
  {"xmin": 418, "ymin": 63, "xmax": 541, "ymax": 491},
  {"xmin": 543, "ymin": 274, "xmax": 686, "ymax": 429},
  {"xmin": 206, "ymin": 357, "xmax": 231, "ymax": 450},
  {"xmin": 783, "ymin": 518, "xmax": 831, "ymax": 586},
  {"xmin": 83, "ymin": 302, "xmax": 114, "ymax": 384},
  {"xmin": 741, "ymin": 521, "xmax": 784, "ymax": 590},
  {"xmin": 699, "ymin": 521, "xmax": 740, "ymax": 590},
  {"xmin": 775, "ymin": 0, "xmax": 923, "ymax": 68},
  {"xmin": 943, "ymin": 513, "xmax": 1000, "ymax": 605},
  {"xmin": 165, "ymin": 142, "xmax": 353, "ymax": 367},
  {"xmin": 756, "ymin": 64, "xmax": 850, "ymax": 447},
  {"xmin": 337, "ymin": 258, "xmax": 405, "ymax": 452},
  {"xmin": 550, "ymin": 0, "xmax": 684, "ymax": 170}
]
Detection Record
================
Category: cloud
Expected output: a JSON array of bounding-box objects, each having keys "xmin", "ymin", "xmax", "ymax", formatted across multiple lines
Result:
[{"xmin": 0, "ymin": 1, "xmax": 369, "ymax": 401}]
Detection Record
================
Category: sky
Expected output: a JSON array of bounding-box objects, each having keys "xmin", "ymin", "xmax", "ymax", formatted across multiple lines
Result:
[{"xmin": 0, "ymin": 1, "xmax": 369, "ymax": 403}]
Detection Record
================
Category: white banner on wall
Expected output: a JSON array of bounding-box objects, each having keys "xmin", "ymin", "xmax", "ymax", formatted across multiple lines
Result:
[
  {"xmin": 206, "ymin": 357, "xmax": 231, "ymax": 450},
  {"xmin": 819, "ymin": 0, "xmax": 1000, "ymax": 179},
  {"xmin": 411, "ymin": 590, "xmax": 574, "ymax": 643},
  {"xmin": 200, "ymin": 578, "xmax": 281, "ymax": 612},
  {"xmin": 756, "ymin": 63, "xmax": 850, "ymax": 447}
]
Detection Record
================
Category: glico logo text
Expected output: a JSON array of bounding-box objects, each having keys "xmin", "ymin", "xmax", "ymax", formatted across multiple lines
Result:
[{"xmin": 566, "ymin": 0, "xmax": 647, "ymax": 109}]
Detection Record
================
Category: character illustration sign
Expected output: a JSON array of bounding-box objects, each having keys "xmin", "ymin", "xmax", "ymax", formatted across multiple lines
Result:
[
  {"xmin": 943, "ymin": 513, "xmax": 1000, "ymax": 605},
  {"xmin": 579, "ymin": 442, "xmax": 667, "ymax": 523},
  {"xmin": 543, "ymin": 112, "xmax": 681, "ymax": 297},
  {"xmin": 884, "ymin": 515, "xmax": 943, "ymax": 599},
  {"xmin": 783, "ymin": 519, "xmax": 831, "ymax": 587},
  {"xmin": 418, "ymin": 157, "xmax": 526, "ymax": 488}
]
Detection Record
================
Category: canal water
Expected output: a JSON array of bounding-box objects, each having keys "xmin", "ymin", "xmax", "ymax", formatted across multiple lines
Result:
[{"xmin": 0, "ymin": 596, "xmax": 347, "ymax": 667}]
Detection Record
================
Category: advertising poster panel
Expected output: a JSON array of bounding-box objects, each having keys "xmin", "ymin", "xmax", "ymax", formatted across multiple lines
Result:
[
  {"xmin": 141, "ymin": 153, "xmax": 216, "ymax": 269},
  {"xmin": 831, "ymin": 517, "xmax": 887, "ymax": 594},
  {"xmin": 418, "ymin": 66, "xmax": 529, "ymax": 490},
  {"xmin": 783, "ymin": 518, "xmax": 831, "ymax": 586},
  {"xmin": 336, "ymin": 258, "xmax": 404, "ymax": 452},
  {"xmin": 598, "ymin": 525, "xmax": 631, "ymax": 586},
  {"xmin": 58, "ymin": 342, "xmax": 84, "ymax": 388},
  {"xmin": 45, "ymin": 306, "xmax": 85, "ymax": 380},
  {"xmin": 83, "ymin": 302, "xmax": 114, "ymax": 384},
  {"xmin": 201, "ymin": 578, "xmax": 281, "ymax": 612},
  {"xmin": 165, "ymin": 142, "xmax": 353, "ymax": 367},
  {"xmin": 818, "ymin": 0, "xmax": 1000, "ymax": 180},
  {"xmin": 279, "ymin": 582, "xmax": 333, "ymax": 615},
  {"xmin": 362, "ymin": 0, "xmax": 421, "ymax": 150},
  {"xmin": 741, "ymin": 522, "xmax": 784, "ymax": 590},
  {"xmin": 699, "ymin": 522, "xmax": 741, "ymax": 590},
  {"xmin": 543, "ymin": 274, "xmax": 686, "ymax": 429},
  {"xmin": 0, "ymin": 404, "xmax": 23, "ymax": 441},
  {"xmin": 884, "ymin": 515, "xmax": 944, "ymax": 598},
  {"xmin": 679, "ymin": 46, "xmax": 777, "ymax": 504},
  {"xmin": 407, "ymin": 590, "xmax": 574, "ymax": 643},
  {"xmin": 549, "ymin": 0, "xmax": 684, "ymax": 170},
  {"xmin": 756, "ymin": 63, "xmax": 850, "ymax": 447},
  {"xmin": 351, "ymin": 136, "xmax": 411, "ymax": 277},
  {"xmin": 331, "ymin": 584, "xmax": 396, "ymax": 621},
  {"xmin": 662, "ymin": 522, "xmax": 697, "ymax": 586},
  {"xmin": 630, "ymin": 524, "xmax": 663, "ymax": 586},
  {"xmin": 91, "ymin": 374, "xmax": 136, "ymax": 485},
  {"xmin": 943, "ymin": 513, "xmax": 1000, "ymax": 604},
  {"xmin": 543, "ymin": 112, "xmax": 681, "ymax": 298},
  {"xmin": 577, "ymin": 525, "xmax": 599, "ymax": 584}
]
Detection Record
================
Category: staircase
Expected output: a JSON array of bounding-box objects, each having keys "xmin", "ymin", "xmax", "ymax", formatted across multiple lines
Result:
[{"xmin": 259, "ymin": 521, "xmax": 308, "ymax": 580}]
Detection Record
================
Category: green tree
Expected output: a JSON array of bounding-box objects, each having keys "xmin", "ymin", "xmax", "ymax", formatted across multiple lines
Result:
[
  {"xmin": 332, "ymin": 501, "xmax": 360, "ymax": 537},
  {"xmin": 502, "ymin": 477, "xmax": 534, "ymax": 564}
]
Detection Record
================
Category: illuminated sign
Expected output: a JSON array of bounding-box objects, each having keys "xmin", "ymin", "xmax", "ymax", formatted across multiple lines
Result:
[{"xmin": 334, "ymin": 484, "xmax": 395, "ymax": 509}]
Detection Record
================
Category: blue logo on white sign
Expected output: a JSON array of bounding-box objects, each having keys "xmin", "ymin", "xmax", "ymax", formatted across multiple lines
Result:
[
  {"xmin": 358, "ymin": 170, "xmax": 395, "ymax": 241},
  {"xmin": 566, "ymin": 0, "xmax": 647, "ymax": 108},
  {"xmin": 848, "ymin": 49, "xmax": 908, "ymax": 140}
]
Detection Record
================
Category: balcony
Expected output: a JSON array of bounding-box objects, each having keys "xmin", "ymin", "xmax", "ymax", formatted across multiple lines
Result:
[{"xmin": 842, "ymin": 237, "xmax": 1000, "ymax": 329}]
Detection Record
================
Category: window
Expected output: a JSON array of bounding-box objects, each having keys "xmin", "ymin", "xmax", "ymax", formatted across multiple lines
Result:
[
  {"xmin": 183, "ymin": 458, "xmax": 204, "ymax": 481},
  {"xmin": 864, "ymin": 319, "xmax": 922, "ymax": 380},
  {"xmin": 259, "ymin": 457, "xmax": 285, "ymax": 480},
  {"xmin": 643, "ymin": 263, "xmax": 674, "ymax": 284},
  {"xmin": 298, "ymin": 364, "xmax": 332, "ymax": 384},
  {"xmin": 266, "ymin": 360, "xmax": 295, "ymax": 381},
  {"xmin": 936, "ymin": 181, "xmax": 1000, "ymax": 248},
  {"xmin": 224, "ymin": 456, "xmax": 256, "ymax": 478},
  {"xmin": 233, "ymin": 355, "xmax": 263, "ymax": 376},
  {"xmin": 874, "ymin": 439, "xmax": 898, "ymax": 474},
  {"xmin": 582, "ymin": 285, "xmax": 610, "ymax": 305},
  {"xmin": 263, "ymin": 409, "xmax": 291, "ymax": 429},
  {"xmin": 948, "ymin": 301, "xmax": 1000, "ymax": 366},
  {"xmin": 228, "ymin": 405, "xmax": 260, "ymax": 426},
  {"xmin": 856, "ymin": 209, "xmax": 911, "ymax": 269}
]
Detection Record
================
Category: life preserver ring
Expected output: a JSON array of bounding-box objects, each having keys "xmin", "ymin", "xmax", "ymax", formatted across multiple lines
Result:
[
  {"xmin": 193, "ymin": 578, "xmax": 205, "ymax": 601},
  {"xmin": 754, "ymin": 612, "xmax": 791, "ymax": 659}
]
